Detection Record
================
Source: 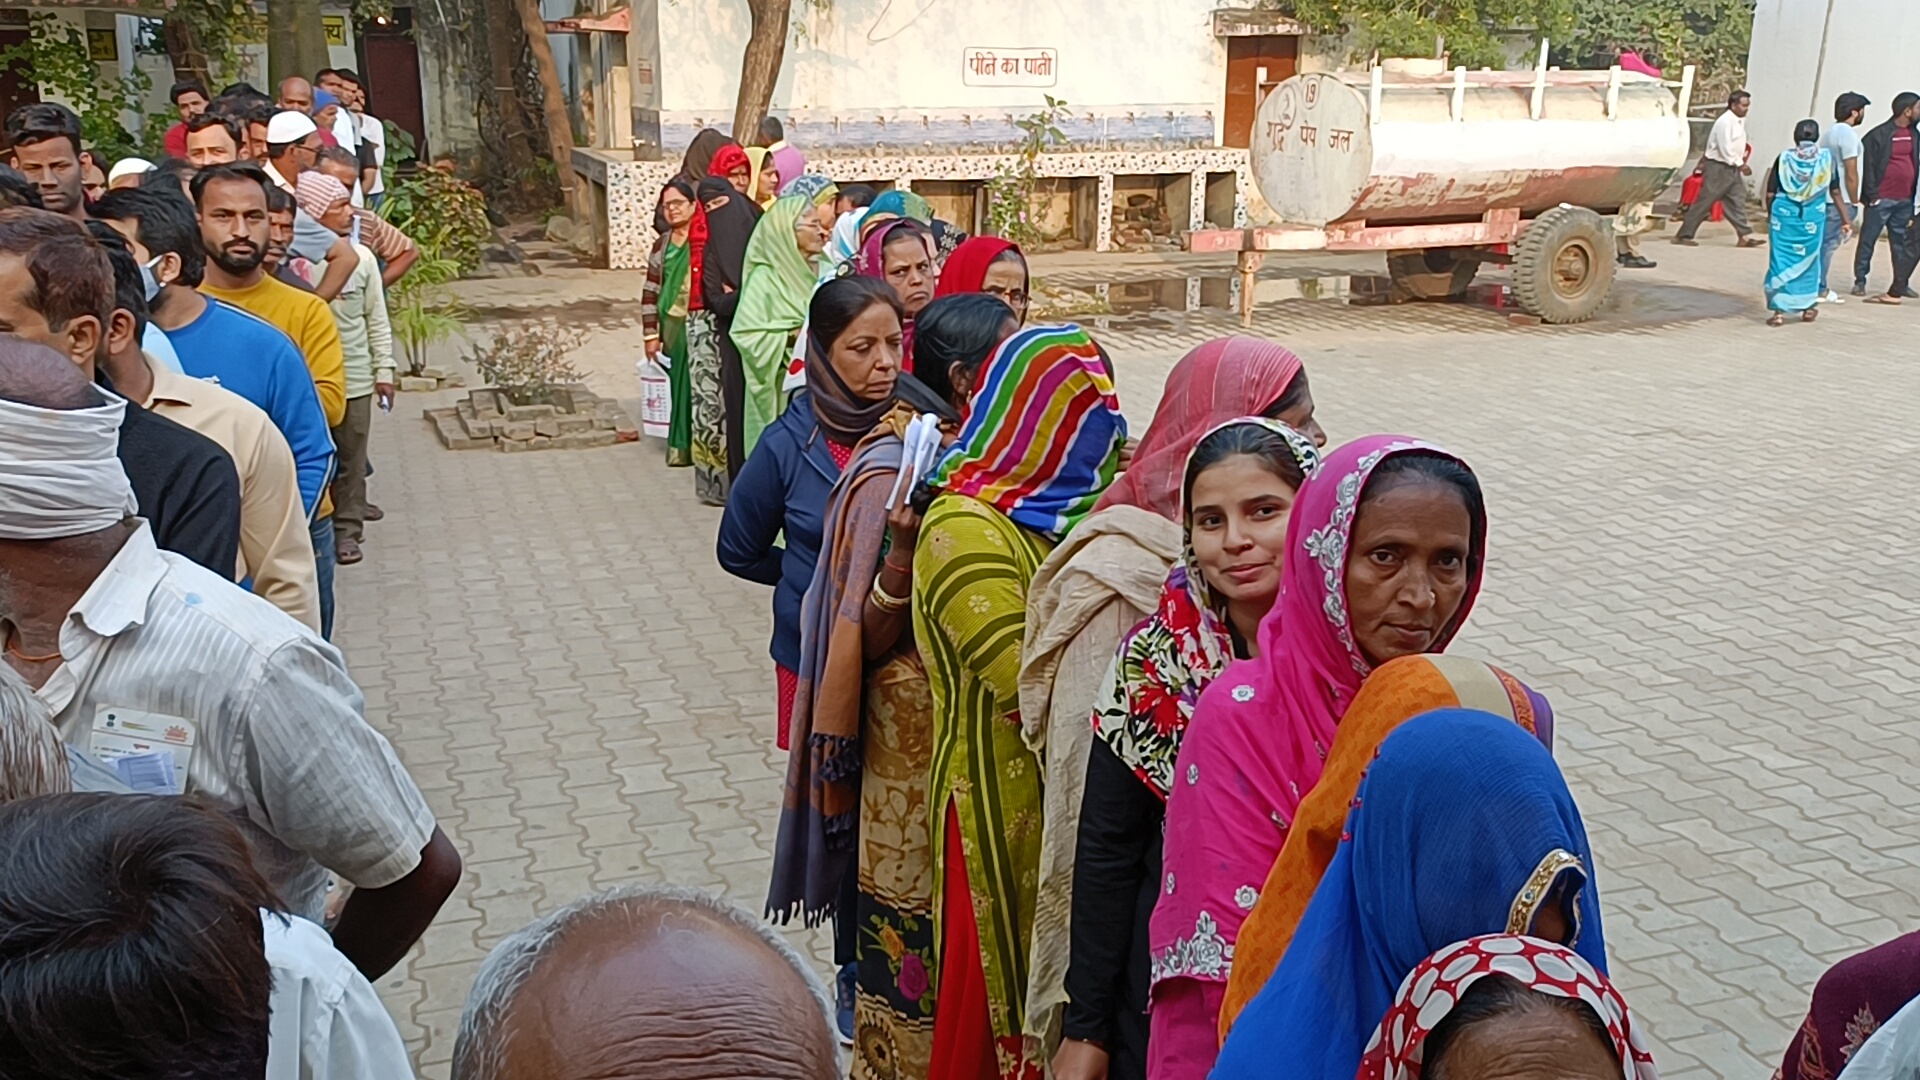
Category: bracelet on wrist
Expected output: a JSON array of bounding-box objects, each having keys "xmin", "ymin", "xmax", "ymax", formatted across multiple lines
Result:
[{"xmin": 870, "ymin": 578, "xmax": 910, "ymax": 612}]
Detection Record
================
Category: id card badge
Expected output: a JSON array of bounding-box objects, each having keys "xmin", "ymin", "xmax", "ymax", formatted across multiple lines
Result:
[{"xmin": 89, "ymin": 705, "xmax": 196, "ymax": 794}]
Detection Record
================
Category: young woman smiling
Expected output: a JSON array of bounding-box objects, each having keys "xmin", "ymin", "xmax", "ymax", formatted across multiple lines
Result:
[{"xmin": 1054, "ymin": 418, "xmax": 1320, "ymax": 1080}]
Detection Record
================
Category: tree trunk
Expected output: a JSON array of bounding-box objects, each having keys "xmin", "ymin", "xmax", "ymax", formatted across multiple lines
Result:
[
  {"xmin": 294, "ymin": 0, "xmax": 332, "ymax": 83},
  {"xmin": 265, "ymin": 0, "xmax": 331, "ymax": 88},
  {"xmin": 508, "ymin": 0, "xmax": 585, "ymax": 219},
  {"xmin": 265, "ymin": 0, "xmax": 299, "ymax": 85},
  {"xmin": 480, "ymin": 0, "xmax": 538, "ymax": 177},
  {"xmin": 162, "ymin": 18, "xmax": 209, "ymax": 87},
  {"xmin": 732, "ymin": 0, "xmax": 788, "ymax": 142}
]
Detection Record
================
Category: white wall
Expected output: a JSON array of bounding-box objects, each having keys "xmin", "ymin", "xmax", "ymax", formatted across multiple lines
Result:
[
  {"xmin": 1747, "ymin": 0, "xmax": 1920, "ymax": 184},
  {"xmin": 656, "ymin": 0, "xmax": 1227, "ymax": 146}
]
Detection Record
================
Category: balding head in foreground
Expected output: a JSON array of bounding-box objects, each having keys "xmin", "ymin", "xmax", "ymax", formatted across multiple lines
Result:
[{"xmin": 452, "ymin": 884, "xmax": 838, "ymax": 1080}]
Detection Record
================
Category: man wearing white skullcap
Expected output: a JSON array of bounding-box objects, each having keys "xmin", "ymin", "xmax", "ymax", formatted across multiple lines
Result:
[{"xmin": 0, "ymin": 332, "xmax": 463, "ymax": 983}]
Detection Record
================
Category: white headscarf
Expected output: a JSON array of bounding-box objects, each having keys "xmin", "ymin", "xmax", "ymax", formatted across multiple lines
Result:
[{"xmin": 0, "ymin": 392, "xmax": 136, "ymax": 540}]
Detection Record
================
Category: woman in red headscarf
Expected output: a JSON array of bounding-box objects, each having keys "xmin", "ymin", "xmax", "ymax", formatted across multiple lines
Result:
[{"xmin": 936, "ymin": 236, "xmax": 1030, "ymax": 325}]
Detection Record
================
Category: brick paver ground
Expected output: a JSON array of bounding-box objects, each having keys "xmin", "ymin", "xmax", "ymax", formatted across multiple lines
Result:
[{"xmin": 338, "ymin": 234, "xmax": 1919, "ymax": 1079}]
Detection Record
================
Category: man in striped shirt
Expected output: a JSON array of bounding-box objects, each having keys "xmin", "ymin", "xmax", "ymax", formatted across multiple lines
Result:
[{"xmin": 0, "ymin": 337, "xmax": 460, "ymax": 979}]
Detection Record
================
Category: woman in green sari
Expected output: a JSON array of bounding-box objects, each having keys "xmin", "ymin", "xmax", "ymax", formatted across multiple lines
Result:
[
  {"xmin": 643, "ymin": 179, "xmax": 697, "ymax": 465},
  {"xmin": 730, "ymin": 192, "xmax": 829, "ymax": 457}
]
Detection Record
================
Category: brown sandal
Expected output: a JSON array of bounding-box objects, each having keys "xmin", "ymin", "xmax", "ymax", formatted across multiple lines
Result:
[
  {"xmin": 1767, "ymin": 313, "xmax": 1786, "ymax": 326},
  {"xmin": 1866, "ymin": 294, "xmax": 1902, "ymax": 305},
  {"xmin": 1802, "ymin": 308, "xmax": 1818, "ymax": 322},
  {"xmin": 1737, "ymin": 237, "xmax": 1767, "ymax": 248}
]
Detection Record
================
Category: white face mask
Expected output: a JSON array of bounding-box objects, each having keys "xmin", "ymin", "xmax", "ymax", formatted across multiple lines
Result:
[{"xmin": 140, "ymin": 255, "xmax": 163, "ymax": 302}]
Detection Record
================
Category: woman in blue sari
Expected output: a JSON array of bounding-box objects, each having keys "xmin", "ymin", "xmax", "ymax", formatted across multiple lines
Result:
[
  {"xmin": 1212, "ymin": 709, "xmax": 1609, "ymax": 1080},
  {"xmin": 1767, "ymin": 118, "xmax": 1850, "ymax": 325}
]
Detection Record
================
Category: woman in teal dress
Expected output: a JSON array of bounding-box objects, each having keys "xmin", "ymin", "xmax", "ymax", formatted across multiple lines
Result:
[{"xmin": 1766, "ymin": 118, "xmax": 1849, "ymax": 325}]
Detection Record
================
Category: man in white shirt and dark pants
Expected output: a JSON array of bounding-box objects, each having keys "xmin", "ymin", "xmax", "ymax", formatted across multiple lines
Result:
[{"xmin": 1675, "ymin": 89, "xmax": 1765, "ymax": 248}]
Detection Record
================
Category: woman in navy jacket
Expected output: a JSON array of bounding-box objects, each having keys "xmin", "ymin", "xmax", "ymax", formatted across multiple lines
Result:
[{"xmin": 717, "ymin": 276, "xmax": 908, "ymax": 754}]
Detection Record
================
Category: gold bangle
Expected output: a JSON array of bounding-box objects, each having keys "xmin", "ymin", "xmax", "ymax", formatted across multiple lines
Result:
[{"xmin": 870, "ymin": 578, "xmax": 909, "ymax": 613}]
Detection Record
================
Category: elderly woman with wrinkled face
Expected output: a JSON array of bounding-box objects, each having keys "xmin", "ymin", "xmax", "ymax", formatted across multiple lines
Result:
[{"xmin": 452, "ymin": 885, "xmax": 839, "ymax": 1080}]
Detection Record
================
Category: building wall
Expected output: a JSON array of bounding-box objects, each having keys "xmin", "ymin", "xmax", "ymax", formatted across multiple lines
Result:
[
  {"xmin": 1746, "ymin": 0, "xmax": 1920, "ymax": 187},
  {"xmin": 655, "ymin": 0, "xmax": 1233, "ymax": 149}
]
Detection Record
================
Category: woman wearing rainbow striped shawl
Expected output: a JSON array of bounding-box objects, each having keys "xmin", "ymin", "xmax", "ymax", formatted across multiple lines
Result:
[{"xmin": 910, "ymin": 325, "xmax": 1127, "ymax": 1080}]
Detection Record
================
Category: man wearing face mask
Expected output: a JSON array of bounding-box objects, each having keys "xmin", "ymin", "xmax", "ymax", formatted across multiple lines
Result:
[
  {"xmin": 90, "ymin": 185, "xmax": 337, "ymax": 623},
  {"xmin": 84, "ymin": 220, "xmax": 320, "ymax": 631}
]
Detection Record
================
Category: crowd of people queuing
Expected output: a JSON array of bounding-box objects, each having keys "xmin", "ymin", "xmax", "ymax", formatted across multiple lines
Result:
[
  {"xmin": 4, "ymin": 101, "xmax": 1920, "ymax": 1080},
  {"xmin": 646, "ymin": 130, "xmax": 1920, "ymax": 1079},
  {"xmin": 0, "ymin": 74, "xmax": 446, "ymax": 1079}
]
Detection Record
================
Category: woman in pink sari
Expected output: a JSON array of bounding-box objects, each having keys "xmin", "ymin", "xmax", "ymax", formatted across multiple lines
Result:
[{"xmin": 1144, "ymin": 436, "xmax": 1487, "ymax": 1080}]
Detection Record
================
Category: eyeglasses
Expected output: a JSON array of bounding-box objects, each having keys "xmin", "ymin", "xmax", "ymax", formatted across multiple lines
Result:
[{"xmin": 983, "ymin": 285, "xmax": 1030, "ymax": 307}]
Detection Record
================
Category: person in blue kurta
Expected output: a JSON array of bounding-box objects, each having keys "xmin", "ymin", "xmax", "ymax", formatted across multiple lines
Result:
[{"xmin": 1766, "ymin": 118, "xmax": 1849, "ymax": 325}]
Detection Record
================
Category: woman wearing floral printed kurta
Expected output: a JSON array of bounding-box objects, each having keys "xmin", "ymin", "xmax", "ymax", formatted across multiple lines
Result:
[
  {"xmin": 912, "ymin": 325, "xmax": 1126, "ymax": 1080},
  {"xmin": 1054, "ymin": 418, "xmax": 1319, "ymax": 1080}
]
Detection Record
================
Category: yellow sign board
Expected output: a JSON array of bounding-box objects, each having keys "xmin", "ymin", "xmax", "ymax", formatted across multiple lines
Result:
[
  {"xmin": 86, "ymin": 27, "xmax": 118, "ymax": 62},
  {"xmin": 322, "ymin": 15, "xmax": 346, "ymax": 46}
]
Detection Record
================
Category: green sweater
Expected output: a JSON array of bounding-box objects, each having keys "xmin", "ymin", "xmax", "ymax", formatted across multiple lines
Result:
[{"xmin": 314, "ymin": 241, "xmax": 393, "ymax": 399}]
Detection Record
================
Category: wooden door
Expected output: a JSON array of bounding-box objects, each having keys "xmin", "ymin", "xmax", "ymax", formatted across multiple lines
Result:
[
  {"xmin": 1223, "ymin": 35, "xmax": 1298, "ymax": 149},
  {"xmin": 363, "ymin": 29, "xmax": 426, "ymax": 159},
  {"xmin": 0, "ymin": 23, "xmax": 38, "ymax": 149}
]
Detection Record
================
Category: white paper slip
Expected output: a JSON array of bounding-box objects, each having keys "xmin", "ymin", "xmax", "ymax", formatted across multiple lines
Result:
[{"xmin": 113, "ymin": 750, "xmax": 180, "ymax": 795}]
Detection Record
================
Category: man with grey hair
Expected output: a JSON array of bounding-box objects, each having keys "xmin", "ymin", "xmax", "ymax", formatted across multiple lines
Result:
[{"xmin": 453, "ymin": 884, "xmax": 839, "ymax": 1080}]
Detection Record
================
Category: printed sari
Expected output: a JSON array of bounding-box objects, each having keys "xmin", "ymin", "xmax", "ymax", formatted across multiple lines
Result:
[
  {"xmin": 1214, "ymin": 710, "xmax": 1609, "ymax": 1080},
  {"xmin": 1219, "ymin": 653, "xmax": 1555, "ymax": 1038},
  {"xmin": 1765, "ymin": 145, "xmax": 1835, "ymax": 314},
  {"xmin": 915, "ymin": 325, "xmax": 1126, "ymax": 1080}
]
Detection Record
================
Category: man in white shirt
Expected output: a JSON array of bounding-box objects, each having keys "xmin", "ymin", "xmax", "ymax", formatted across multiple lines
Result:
[
  {"xmin": 261, "ymin": 109, "xmax": 360, "ymax": 301},
  {"xmin": 338, "ymin": 70, "xmax": 388, "ymax": 209},
  {"xmin": 0, "ymin": 337, "xmax": 460, "ymax": 980},
  {"xmin": 0, "ymin": 791, "xmax": 416, "ymax": 1080},
  {"xmin": 1819, "ymin": 91, "xmax": 1870, "ymax": 302},
  {"xmin": 1675, "ymin": 89, "xmax": 1763, "ymax": 247}
]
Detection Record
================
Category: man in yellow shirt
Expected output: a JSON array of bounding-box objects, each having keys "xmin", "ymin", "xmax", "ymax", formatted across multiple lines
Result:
[
  {"xmin": 191, "ymin": 161, "xmax": 347, "ymax": 634},
  {"xmin": 87, "ymin": 221, "xmax": 322, "ymax": 632},
  {"xmin": 193, "ymin": 164, "xmax": 345, "ymax": 426}
]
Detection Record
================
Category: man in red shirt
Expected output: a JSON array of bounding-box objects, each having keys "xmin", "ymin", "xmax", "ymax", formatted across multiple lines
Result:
[
  {"xmin": 1857, "ymin": 93, "xmax": 1920, "ymax": 302},
  {"xmin": 162, "ymin": 80, "xmax": 210, "ymax": 161}
]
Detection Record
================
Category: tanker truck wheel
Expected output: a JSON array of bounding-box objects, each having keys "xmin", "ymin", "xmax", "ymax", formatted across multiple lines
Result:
[
  {"xmin": 1386, "ymin": 249, "xmax": 1478, "ymax": 302},
  {"xmin": 1513, "ymin": 207, "xmax": 1615, "ymax": 324}
]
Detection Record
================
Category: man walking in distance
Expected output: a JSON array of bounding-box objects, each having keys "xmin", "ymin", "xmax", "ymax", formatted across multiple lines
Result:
[
  {"xmin": 1674, "ymin": 90, "xmax": 1765, "ymax": 249},
  {"xmin": 1856, "ymin": 93, "xmax": 1920, "ymax": 302}
]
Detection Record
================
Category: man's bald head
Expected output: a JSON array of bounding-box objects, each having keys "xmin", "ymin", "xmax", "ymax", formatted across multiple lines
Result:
[
  {"xmin": 0, "ymin": 334, "xmax": 102, "ymax": 410},
  {"xmin": 453, "ymin": 885, "xmax": 837, "ymax": 1080},
  {"xmin": 276, "ymin": 77, "xmax": 313, "ymax": 113}
]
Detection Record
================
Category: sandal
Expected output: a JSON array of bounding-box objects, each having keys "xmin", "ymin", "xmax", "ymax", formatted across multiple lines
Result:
[
  {"xmin": 1866, "ymin": 294, "xmax": 1902, "ymax": 305},
  {"xmin": 1767, "ymin": 313, "xmax": 1786, "ymax": 326},
  {"xmin": 1802, "ymin": 308, "xmax": 1818, "ymax": 322},
  {"xmin": 1737, "ymin": 237, "xmax": 1767, "ymax": 248}
]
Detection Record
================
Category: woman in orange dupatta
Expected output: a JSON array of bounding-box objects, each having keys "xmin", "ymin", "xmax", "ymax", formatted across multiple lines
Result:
[{"xmin": 1215, "ymin": 652, "xmax": 1556, "ymax": 1041}]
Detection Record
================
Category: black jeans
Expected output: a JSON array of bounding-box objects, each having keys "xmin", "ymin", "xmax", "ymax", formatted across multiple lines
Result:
[{"xmin": 1854, "ymin": 198, "xmax": 1914, "ymax": 293}]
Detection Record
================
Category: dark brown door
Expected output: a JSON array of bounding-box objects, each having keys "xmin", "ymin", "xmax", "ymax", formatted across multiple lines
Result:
[
  {"xmin": 363, "ymin": 29, "xmax": 426, "ymax": 158},
  {"xmin": 1223, "ymin": 35, "xmax": 1298, "ymax": 149},
  {"xmin": 0, "ymin": 24, "xmax": 38, "ymax": 148}
]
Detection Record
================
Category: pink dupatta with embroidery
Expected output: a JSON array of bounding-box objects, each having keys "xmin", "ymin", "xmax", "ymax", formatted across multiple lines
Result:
[{"xmin": 1148, "ymin": 436, "xmax": 1485, "ymax": 1006}]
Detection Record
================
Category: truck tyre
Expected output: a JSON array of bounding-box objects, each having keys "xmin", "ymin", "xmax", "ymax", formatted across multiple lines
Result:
[
  {"xmin": 1513, "ymin": 206, "xmax": 1614, "ymax": 324},
  {"xmin": 1386, "ymin": 248, "xmax": 1478, "ymax": 301}
]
